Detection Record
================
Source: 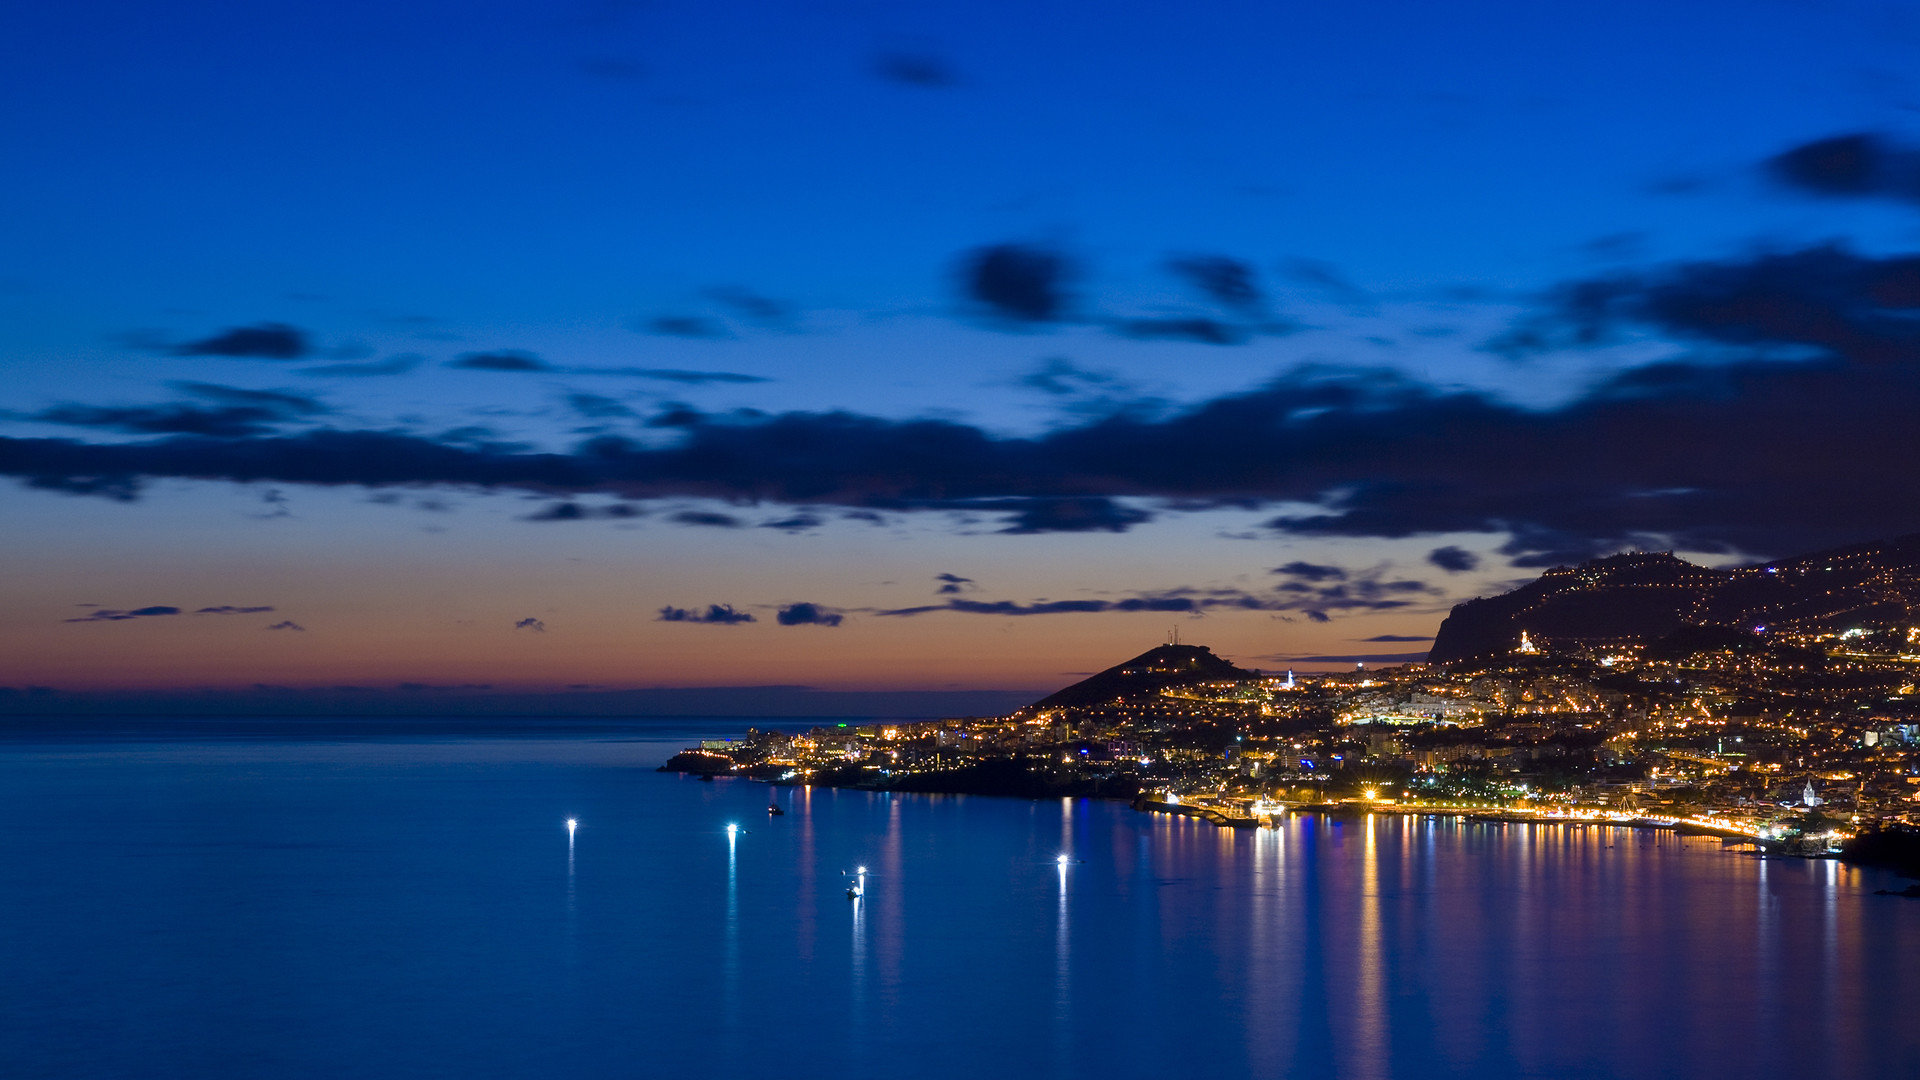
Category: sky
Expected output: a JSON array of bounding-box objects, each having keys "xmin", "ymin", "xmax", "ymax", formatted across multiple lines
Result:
[{"xmin": 5, "ymin": 0, "xmax": 1920, "ymax": 707}]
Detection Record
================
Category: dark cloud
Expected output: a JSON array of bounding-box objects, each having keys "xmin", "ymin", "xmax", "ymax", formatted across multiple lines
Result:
[
  {"xmin": 1765, "ymin": 133, "xmax": 1920, "ymax": 202},
  {"xmin": 20, "ymin": 248, "xmax": 1920, "ymax": 560},
  {"xmin": 1359, "ymin": 634, "xmax": 1433, "ymax": 642},
  {"xmin": 297, "ymin": 354, "xmax": 423, "ymax": 377},
  {"xmin": 873, "ymin": 51, "xmax": 957, "ymax": 88},
  {"xmin": 566, "ymin": 393, "xmax": 636, "ymax": 419},
  {"xmin": 961, "ymin": 244, "xmax": 1072, "ymax": 324},
  {"xmin": 514, "ymin": 617, "xmax": 546, "ymax": 632},
  {"xmin": 1110, "ymin": 317, "xmax": 1248, "ymax": 346},
  {"xmin": 935, "ymin": 572, "xmax": 976, "ymax": 594},
  {"xmin": 1427, "ymin": 545, "xmax": 1480, "ymax": 572},
  {"xmin": 876, "ymin": 582, "xmax": 1411, "ymax": 620},
  {"xmin": 1167, "ymin": 256, "xmax": 1263, "ymax": 312},
  {"xmin": 776, "ymin": 602, "xmax": 843, "ymax": 627},
  {"xmin": 759, "ymin": 513, "xmax": 822, "ymax": 532},
  {"xmin": 171, "ymin": 323, "xmax": 311, "ymax": 360},
  {"xmin": 1269, "ymin": 567, "xmax": 1437, "ymax": 619},
  {"xmin": 658, "ymin": 603, "xmax": 755, "ymax": 625},
  {"xmin": 522, "ymin": 502, "xmax": 644, "ymax": 522},
  {"xmin": 1490, "ymin": 243, "xmax": 1920, "ymax": 363},
  {"xmin": 29, "ymin": 382, "xmax": 325, "ymax": 438},
  {"xmin": 65, "ymin": 605, "xmax": 180, "ymax": 623},
  {"xmin": 642, "ymin": 316, "xmax": 731, "ymax": 339},
  {"xmin": 704, "ymin": 287, "xmax": 793, "ymax": 329},
  {"xmin": 668, "ymin": 509, "xmax": 742, "ymax": 528},
  {"xmin": 987, "ymin": 497, "xmax": 1151, "ymax": 534},
  {"xmin": 32, "ymin": 404, "xmax": 291, "ymax": 439},
  {"xmin": 449, "ymin": 350, "xmax": 552, "ymax": 372},
  {"xmin": 1274, "ymin": 561, "xmax": 1346, "ymax": 582},
  {"xmin": 195, "ymin": 605, "xmax": 274, "ymax": 614},
  {"xmin": 265, "ymin": 620, "xmax": 305, "ymax": 631}
]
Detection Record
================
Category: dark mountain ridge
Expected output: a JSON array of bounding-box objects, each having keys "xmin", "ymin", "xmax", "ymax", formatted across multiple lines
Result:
[{"xmin": 1429, "ymin": 532, "xmax": 1920, "ymax": 663}]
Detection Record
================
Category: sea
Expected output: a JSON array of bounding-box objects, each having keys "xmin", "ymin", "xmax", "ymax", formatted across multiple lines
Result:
[{"xmin": 2, "ymin": 716, "xmax": 1917, "ymax": 1080}]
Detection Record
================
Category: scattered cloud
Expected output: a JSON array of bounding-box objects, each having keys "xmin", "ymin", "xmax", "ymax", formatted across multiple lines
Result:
[
  {"xmin": 776, "ymin": 602, "xmax": 843, "ymax": 627},
  {"xmin": 1279, "ymin": 257, "xmax": 1373, "ymax": 309},
  {"xmin": 961, "ymin": 244, "xmax": 1072, "ymax": 324},
  {"xmin": 171, "ymin": 323, "xmax": 311, "ymax": 360},
  {"xmin": 1427, "ymin": 545, "xmax": 1480, "ymax": 573},
  {"xmin": 265, "ymin": 620, "xmax": 305, "ymax": 631},
  {"xmin": 522, "ymin": 501, "xmax": 644, "ymax": 522},
  {"xmin": 704, "ymin": 286, "xmax": 793, "ymax": 330},
  {"xmin": 1765, "ymin": 132, "xmax": 1920, "ymax": 203},
  {"xmin": 658, "ymin": 603, "xmax": 755, "ymax": 625},
  {"xmin": 566, "ymin": 392, "xmax": 637, "ymax": 419},
  {"xmin": 875, "ymin": 580, "xmax": 1429, "ymax": 620},
  {"xmin": 1273, "ymin": 561, "xmax": 1346, "ymax": 582},
  {"xmin": 450, "ymin": 351, "xmax": 768, "ymax": 384},
  {"xmin": 760, "ymin": 513, "xmax": 823, "ymax": 532},
  {"xmin": 1018, "ymin": 357, "xmax": 1120, "ymax": 396},
  {"xmin": 935, "ymin": 572, "xmax": 976, "ymax": 594},
  {"xmin": 1359, "ymin": 634, "xmax": 1433, "ymax": 642},
  {"xmin": 640, "ymin": 315, "xmax": 731, "ymax": 339},
  {"xmin": 1110, "ymin": 317, "xmax": 1248, "ymax": 346},
  {"xmin": 514, "ymin": 617, "xmax": 546, "ymax": 632},
  {"xmin": 449, "ymin": 350, "xmax": 551, "ymax": 372},
  {"xmin": 1167, "ymin": 255, "xmax": 1263, "ymax": 313},
  {"xmin": 64, "ymin": 605, "xmax": 180, "ymax": 623},
  {"xmin": 668, "ymin": 509, "xmax": 742, "ymax": 528},
  {"xmin": 1269, "ymin": 566, "xmax": 1438, "ymax": 619},
  {"xmin": 27, "ymin": 382, "xmax": 325, "ymax": 438},
  {"xmin": 195, "ymin": 605, "xmax": 275, "ymax": 614},
  {"xmin": 296, "ymin": 354, "xmax": 423, "ymax": 377}
]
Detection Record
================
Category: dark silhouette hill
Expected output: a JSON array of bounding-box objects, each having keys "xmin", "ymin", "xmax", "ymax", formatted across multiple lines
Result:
[
  {"xmin": 1429, "ymin": 533, "xmax": 1920, "ymax": 663},
  {"xmin": 1033, "ymin": 644, "xmax": 1256, "ymax": 708}
]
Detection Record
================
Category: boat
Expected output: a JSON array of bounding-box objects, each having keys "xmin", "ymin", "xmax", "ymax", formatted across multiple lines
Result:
[{"xmin": 768, "ymin": 804, "xmax": 785, "ymax": 816}]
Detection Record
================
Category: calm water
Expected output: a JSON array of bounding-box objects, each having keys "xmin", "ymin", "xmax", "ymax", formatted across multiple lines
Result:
[{"xmin": 3, "ymin": 719, "xmax": 1917, "ymax": 1080}]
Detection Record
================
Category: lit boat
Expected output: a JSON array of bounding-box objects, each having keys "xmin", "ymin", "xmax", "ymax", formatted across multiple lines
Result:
[{"xmin": 768, "ymin": 804, "xmax": 785, "ymax": 816}]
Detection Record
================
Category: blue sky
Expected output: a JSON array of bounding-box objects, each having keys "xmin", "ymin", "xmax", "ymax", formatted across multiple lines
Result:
[{"xmin": 5, "ymin": 0, "xmax": 1920, "ymax": 698}]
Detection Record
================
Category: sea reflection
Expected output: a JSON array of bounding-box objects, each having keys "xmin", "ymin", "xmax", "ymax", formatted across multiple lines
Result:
[{"xmin": 8, "ymin": 734, "xmax": 1920, "ymax": 1080}]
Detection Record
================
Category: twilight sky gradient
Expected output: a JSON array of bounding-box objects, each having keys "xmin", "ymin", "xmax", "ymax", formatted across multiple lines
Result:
[{"xmin": 6, "ymin": 0, "xmax": 1920, "ymax": 703}]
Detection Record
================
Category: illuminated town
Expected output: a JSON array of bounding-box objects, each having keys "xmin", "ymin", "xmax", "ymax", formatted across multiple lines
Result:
[{"xmin": 671, "ymin": 540, "xmax": 1920, "ymax": 865}]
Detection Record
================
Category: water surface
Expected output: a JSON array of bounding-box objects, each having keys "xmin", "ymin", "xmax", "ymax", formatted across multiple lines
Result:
[{"xmin": 2, "ymin": 719, "xmax": 1914, "ymax": 1079}]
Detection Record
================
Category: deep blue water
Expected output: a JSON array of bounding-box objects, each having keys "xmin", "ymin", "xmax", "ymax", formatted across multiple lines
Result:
[{"xmin": 3, "ymin": 718, "xmax": 1918, "ymax": 1080}]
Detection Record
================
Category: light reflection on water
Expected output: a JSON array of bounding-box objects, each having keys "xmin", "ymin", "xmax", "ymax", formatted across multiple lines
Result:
[{"xmin": 1, "ymin": 728, "xmax": 1918, "ymax": 1080}]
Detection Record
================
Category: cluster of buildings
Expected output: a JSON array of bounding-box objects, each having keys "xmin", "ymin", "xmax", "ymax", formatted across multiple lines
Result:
[{"xmin": 673, "ymin": 624, "xmax": 1920, "ymax": 849}]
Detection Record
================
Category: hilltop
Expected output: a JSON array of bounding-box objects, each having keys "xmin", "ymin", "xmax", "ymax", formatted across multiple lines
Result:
[
  {"xmin": 1031, "ymin": 644, "xmax": 1257, "ymax": 709},
  {"xmin": 1429, "ymin": 533, "xmax": 1920, "ymax": 663}
]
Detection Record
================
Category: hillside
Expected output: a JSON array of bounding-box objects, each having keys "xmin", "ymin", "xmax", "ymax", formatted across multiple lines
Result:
[{"xmin": 1428, "ymin": 533, "xmax": 1920, "ymax": 663}]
